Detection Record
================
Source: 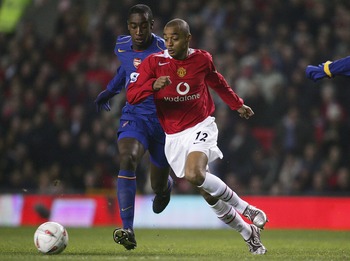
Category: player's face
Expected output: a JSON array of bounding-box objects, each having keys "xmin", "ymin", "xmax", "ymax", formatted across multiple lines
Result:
[
  {"xmin": 127, "ymin": 13, "xmax": 153, "ymax": 51},
  {"xmin": 163, "ymin": 26, "xmax": 190, "ymax": 60}
]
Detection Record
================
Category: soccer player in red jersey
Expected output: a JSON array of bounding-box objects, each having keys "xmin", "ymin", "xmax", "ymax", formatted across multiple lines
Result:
[{"xmin": 127, "ymin": 18, "xmax": 268, "ymax": 255}]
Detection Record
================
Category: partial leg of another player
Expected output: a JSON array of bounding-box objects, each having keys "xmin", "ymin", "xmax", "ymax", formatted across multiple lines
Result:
[
  {"xmin": 148, "ymin": 136, "xmax": 173, "ymax": 214},
  {"xmin": 150, "ymin": 163, "xmax": 173, "ymax": 214}
]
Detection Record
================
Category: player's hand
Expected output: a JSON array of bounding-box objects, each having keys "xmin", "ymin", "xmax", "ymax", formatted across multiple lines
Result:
[
  {"xmin": 153, "ymin": 76, "xmax": 171, "ymax": 91},
  {"xmin": 305, "ymin": 64, "xmax": 327, "ymax": 82},
  {"xmin": 237, "ymin": 104, "xmax": 254, "ymax": 119},
  {"xmin": 94, "ymin": 89, "xmax": 116, "ymax": 112}
]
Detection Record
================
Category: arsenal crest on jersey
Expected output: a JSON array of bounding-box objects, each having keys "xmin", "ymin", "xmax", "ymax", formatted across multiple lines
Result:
[
  {"xmin": 133, "ymin": 58, "xmax": 142, "ymax": 68},
  {"xmin": 177, "ymin": 67, "xmax": 186, "ymax": 77}
]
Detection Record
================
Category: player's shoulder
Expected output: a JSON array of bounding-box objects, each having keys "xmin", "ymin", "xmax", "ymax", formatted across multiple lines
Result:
[
  {"xmin": 147, "ymin": 50, "xmax": 167, "ymax": 61},
  {"xmin": 114, "ymin": 35, "xmax": 132, "ymax": 55},
  {"xmin": 153, "ymin": 33, "xmax": 164, "ymax": 43},
  {"xmin": 151, "ymin": 33, "xmax": 166, "ymax": 51},
  {"xmin": 190, "ymin": 49, "xmax": 213, "ymax": 61},
  {"xmin": 140, "ymin": 50, "xmax": 167, "ymax": 67},
  {"xmin": 116, "ymin": 35, "xmax": 132, "ymax": 45},
  {"xmin": 195, "ymin": 49, "xmax": 212, "ymax": 58}
]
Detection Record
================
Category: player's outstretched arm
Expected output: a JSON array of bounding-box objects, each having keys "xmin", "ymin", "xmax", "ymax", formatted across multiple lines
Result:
[
  {"xmin": 95, "ymin": 67, "xmax": 125, "ymax": 112},
  {"xmin": 95, "ymin": 89, "xmax": 115, "ymax": 112},
  {"xmin": 306, "ymin": 56, "xmax": 350, "ymax": 82}
]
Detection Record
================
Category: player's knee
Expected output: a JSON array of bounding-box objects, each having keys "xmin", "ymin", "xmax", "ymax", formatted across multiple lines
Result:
[
  {"xmin": 184, "ymin": 168, "xmax": 205, "ymax": 186},
  {"xmin": 119, "ymin": 153, "xmax": 138, "ymax": 170}
]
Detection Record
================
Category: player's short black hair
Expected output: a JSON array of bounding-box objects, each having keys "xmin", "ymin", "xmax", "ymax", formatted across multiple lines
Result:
[
  {"xmin": 128, "ymin": 4, "xmax": 153, "ymax": 22},
  {"xmin": 165, "ymin": 19, "xmax": 191, "ymax": 36}
]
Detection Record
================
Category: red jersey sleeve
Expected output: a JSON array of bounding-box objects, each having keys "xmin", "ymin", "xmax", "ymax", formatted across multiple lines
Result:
[
  {"xmin": 126, "ymin": 56, "xmax": 156, "ymax": 104},
  {"xmin": 204, "ymin": 53, "xmax": 244, "ymax": 110}
]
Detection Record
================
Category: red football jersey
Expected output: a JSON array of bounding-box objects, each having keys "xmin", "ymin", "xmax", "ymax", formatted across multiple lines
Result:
[{"xmin": 127, "ymin": 49, "xmax": 243, "ymax": 134}]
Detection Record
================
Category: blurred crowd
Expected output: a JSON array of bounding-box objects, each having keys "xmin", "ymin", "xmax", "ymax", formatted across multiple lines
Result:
[{"xmin": 1, "ymin": 0, "xmax": 350, "ymax": 196}]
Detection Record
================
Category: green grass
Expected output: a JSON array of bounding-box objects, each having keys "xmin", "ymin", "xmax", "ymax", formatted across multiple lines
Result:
[{"xmin": 0, "ymin": 227, "xmax": 349, "ymax": 260}]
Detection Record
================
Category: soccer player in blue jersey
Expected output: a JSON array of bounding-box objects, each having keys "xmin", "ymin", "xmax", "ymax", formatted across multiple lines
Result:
[
  {"xmin": 94, "ymin": 4, "xmax": 173, "ymax": 250},
  {"xmin": 306, "ymin": 56, "xmax": 350, "ymax": 81}
]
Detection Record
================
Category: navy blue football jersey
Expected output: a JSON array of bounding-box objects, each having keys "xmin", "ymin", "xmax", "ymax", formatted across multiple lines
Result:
[{"xmin": 107, "ymin": 33, "xmax": 165, "ymax": 115}]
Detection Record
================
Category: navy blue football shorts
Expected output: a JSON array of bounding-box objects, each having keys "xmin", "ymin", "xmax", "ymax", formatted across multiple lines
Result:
[{"xmin": 117, "ymin": 113, "xmax": 169, "ymax": 168}]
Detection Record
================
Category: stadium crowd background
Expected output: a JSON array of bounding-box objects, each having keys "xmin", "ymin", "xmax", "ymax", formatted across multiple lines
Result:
[{"xmin": 1, "ymin": 0, "xmax": 350, "ymax": 196}]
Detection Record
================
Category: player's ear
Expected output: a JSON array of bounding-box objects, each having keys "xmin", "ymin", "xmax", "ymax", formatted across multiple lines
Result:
[
  {"xmin": 150, "ymin": 20, "xmax": 154, "ymax": 29},
  {"xmin": 187, "ymin": 34, "xmax": 192, "ymax": 42}
]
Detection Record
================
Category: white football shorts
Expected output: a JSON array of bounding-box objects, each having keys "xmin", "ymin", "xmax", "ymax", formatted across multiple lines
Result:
[{"xmin": 164, "ymin": 116, "xmax": 223, "ymax": 178}]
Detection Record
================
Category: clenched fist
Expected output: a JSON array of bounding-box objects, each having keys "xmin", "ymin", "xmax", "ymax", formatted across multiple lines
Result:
[
  {"xmin": 152, "ymin": 76, "xmax": 172, "ymax": 91},
  {"xmin": 237, "ymin": 104, "xmax": 254, "ymax": 119}
]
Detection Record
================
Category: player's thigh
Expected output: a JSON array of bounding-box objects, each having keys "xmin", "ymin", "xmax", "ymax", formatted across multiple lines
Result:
[
  {"xmin": 117, "ymin": 137, "xmax": 145, "ymax": 162},
  {"xmin": 184, "ymin": 151, "xmax": 208, "ymax": 185},
  {"xmin": 117, "ymin": 116, "xmax": 149, "ymax": 159}
]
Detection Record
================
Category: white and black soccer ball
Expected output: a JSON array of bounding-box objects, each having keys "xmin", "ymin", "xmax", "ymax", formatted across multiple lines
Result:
[{"xmin": 34, "ymin": 221, "xmax": 69, "ymax": 254}]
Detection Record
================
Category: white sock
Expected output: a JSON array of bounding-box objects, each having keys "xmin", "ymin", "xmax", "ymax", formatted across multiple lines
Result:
[
  {"xmin": 199, "ymin": 172, "xmax": 249, "ymax": 214},
  {"xmin": 210, "ymin": 200, "xmax": 252, "ymax": 240}
]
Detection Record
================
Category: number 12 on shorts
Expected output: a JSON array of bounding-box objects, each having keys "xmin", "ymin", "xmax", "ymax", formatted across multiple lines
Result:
[{"xmin": 194, "ymin": 131, "xmax": 208, "ymax": 144}]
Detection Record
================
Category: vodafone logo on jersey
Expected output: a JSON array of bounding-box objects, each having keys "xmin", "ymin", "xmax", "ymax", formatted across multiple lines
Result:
[
  {"xmin": 164, "ymin": 81, "xmax": 200, "ymax": 102},
  {"xmin": 176, "ymin": 82, "xmax": 190, "ymax": 95}
]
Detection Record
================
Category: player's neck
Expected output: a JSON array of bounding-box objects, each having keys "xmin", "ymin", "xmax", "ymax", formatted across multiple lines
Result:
[
  {"xmin": 176, "ymin": 49, "xmax": 191, "ymax": 60},
  {"xmin": 132, "ymin": 35, "xmax": 153, "ymax": 52}
]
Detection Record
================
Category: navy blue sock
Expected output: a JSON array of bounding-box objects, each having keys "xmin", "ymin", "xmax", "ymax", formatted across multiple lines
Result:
[{"xmin": 117, "ymin": 170, "xmax": 136, "ymax": 230}]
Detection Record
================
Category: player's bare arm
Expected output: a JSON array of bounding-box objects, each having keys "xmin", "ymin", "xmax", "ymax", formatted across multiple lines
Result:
[
  {"xmin": 152, "ymin": 76, "xmax": 172, "ymax": 91},
  {"xmin": 237, "ymin": 104, "xmax": 254, "ymax": 119}
]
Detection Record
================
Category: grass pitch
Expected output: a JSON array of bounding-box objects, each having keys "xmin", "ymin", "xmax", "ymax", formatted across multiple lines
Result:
[{"xmin": 0, "ymin": 227, "xmax": 349, "ymax": 260}]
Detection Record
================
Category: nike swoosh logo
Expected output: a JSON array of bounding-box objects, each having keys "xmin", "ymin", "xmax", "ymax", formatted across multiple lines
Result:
[
  {"xmin": 118, "ymin": 48, "xmax": 126, "ymax": 52},
  {"xmin": 121, "ymin": 206, "xmax": 133, "ymax": 211},
  {"xmin": 122, "ymin": 121, "xmax": 129, "ymax": 128},
  {"xmin": 158, "ymin": 62, "xmax": 170, "ymax": 66}
]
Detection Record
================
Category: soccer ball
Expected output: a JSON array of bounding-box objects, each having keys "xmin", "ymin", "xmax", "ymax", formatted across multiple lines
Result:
[{"xmin": 34, "ymin": 221, "xmax": 69, "ymax": 254}]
